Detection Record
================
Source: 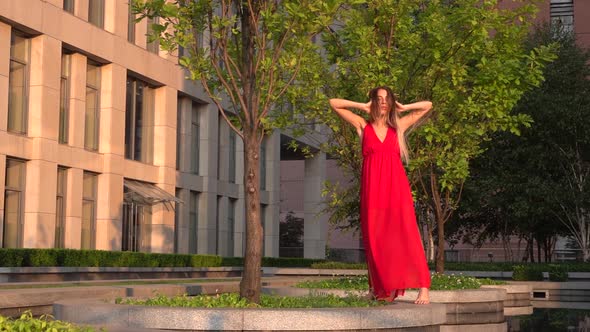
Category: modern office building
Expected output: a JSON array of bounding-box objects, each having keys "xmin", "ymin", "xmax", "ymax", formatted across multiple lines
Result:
[{"xmin": 0, "ymin": 0, "xmax": 328, "ymax": 258}]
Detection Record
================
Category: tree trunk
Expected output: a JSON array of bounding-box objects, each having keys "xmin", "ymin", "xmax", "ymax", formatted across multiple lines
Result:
[
  {"xmin": 239, "ymin": 130, "xmax": 263, "ymax": 303},
  {"xmin": 435, "ymin": 215, "xmax": 445, "ymax": 273},
  {"xmin": 427, "ymin": 223, "xmax": 435, "ymax": 262}
]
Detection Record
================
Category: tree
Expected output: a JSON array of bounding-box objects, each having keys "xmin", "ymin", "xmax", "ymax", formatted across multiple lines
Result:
[
  {"xmin": 135, "ymin": 0, "xmax": 341, "ymax": 303},
  {"xmin": 442, "ymin": 24, "xmax": 590, "ymax": 263},
  {"xmin": 314, "ymin": 0, "xmax": 555, "ymax": 272}
]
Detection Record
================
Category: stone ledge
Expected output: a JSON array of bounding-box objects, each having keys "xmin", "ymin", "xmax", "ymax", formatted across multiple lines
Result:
[
  {"xmin": 0, "ymin": 267, "xmax": 242, "ymax": 273},
  {"xmin": 53, "ymin": 298, "xmax": 447, "ymax": 331},
  {"xmin": 398, "ymin": 288, "xmax": 506, "ymax": 303}
]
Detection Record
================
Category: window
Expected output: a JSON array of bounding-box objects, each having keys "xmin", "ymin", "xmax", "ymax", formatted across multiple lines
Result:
[
  {"xmin": 8, "ymin": 31, "xmax": 30, "ymax": 135},
  {"xmin": 189, "ymin": 191, "xmax": 198, "ymax": 254},
  {"xmin": 550, "ymin": 0, "xmax": 574, "ymax": 33},
  {"xmin": 3, "ymin": 159, "xmax": 25, "ymax": 248},
  {"xmin": 127, "ymin": 0, "xmax": 136, "ymax": 43},
  {"xmin": 81, "ymin": 172, "xmax": 97, "ymax": 249},
  {"xmin": 191, "ymin": 102, "xmax": 200, "ymax": 174},
  {"xmin": 125, "ymin": 76, "xmax": 154, "ymax": 163},
  {"xmin": 85, "ymin": 61, "xmax": 100, "ymax": 151},
  {"xmin": 63, "ymin": 0, "xmax": 74, "ymax": 13},
  {"xmin": 260, "ymin": 139, "xmax": 267, "ymax": 190},
  {"xmin": 59, "ymin": 53, "xmax": 71, "ymax": 144},
  {"xmin": 88, "ymin": 0, "xmax": 105, "ymax": 28},
  {"xmin": 55, "ymin": 167, "xmax": 67, "ymax": 248},
  {"xmin": 146, "ymin": 16, "xmax": 159, "ymax": 54},
  {"xmin": 229, "ymin": 131, "xmax": 236, "ymax": 183},
  {"xmin": 227, "ymin": 198, "xmax": 236, "ymax": 256}
]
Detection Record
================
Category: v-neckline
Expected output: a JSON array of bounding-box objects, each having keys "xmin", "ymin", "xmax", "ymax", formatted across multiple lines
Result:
[{"xmin": 370, "ymin": 123, "xmax": 389, "ymax": 144}]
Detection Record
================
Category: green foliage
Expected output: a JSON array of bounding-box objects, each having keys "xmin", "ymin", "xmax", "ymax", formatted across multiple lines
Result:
[
  {"xmin": 118, "ymin": 292, "xmax": 383, "ymax": 308},
  {"xmin": 262, "ymin": 257, "xmax": 325, "ymax": 267},
  {"xmin": 449, "ymin": 24, "xmax": 590, "ymax": 263},
  {"xmin": 512, "ymin": 265, "xmax": 544, "ymax": 281},
  {"xmin": 0, "ymin": 249, "xmax": 221, "ymax": 268},
  {"xmin": 310, "ymin": 261, "xmax": 367, "ymax": 270},
  {"xmin": 0, "ymin": 311, "xmax": 94, "ymax": 332},
  {"xmin": 547, "ymin": 264, "xmax": 569, "ymax": 282},
  {"xmin": 134, "ymin": 0, "xmax": 339, "ymax": 134},
  {"xmin": 296, "ymin": 275, "xmax": 370, "ymax": 290},
  {"xmin": 316, "ymin": 0, "xmax": 556, "ymax": 272},
  {"xmin": 295, "ymin": 274, "xmax": 506, "ymax": 291}
]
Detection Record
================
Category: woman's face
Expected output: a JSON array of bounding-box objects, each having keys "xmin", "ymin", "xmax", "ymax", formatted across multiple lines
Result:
[{"xmin": 376, "ymin": 89, "xmax": 391, "ymax": 115}]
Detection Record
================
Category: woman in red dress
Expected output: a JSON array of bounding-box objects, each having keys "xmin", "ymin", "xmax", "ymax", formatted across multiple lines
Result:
[{"xmin": 329, "ymin": 86, "xmax": 432, "ymax": 304}]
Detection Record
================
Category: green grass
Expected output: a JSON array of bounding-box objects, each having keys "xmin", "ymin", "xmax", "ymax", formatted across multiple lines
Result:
[
  {"xmin": 295, "ymin": 274, "xmax": 506, "ymax": 291},
  {"xmin": 117, "ymin": 292, "xmax": 385, "ymax": 308},
  {"xmin": 0, "ymin": 311, "xmax": 94, "ymax": 332},
  {"xmin": 0, "ymin": 278, "xmax": 241, "ymax": 290}
]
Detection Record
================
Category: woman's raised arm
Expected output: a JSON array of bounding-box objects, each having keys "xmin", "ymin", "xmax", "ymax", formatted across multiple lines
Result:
[
  {"xmin": 397, "ymin": 101, "xmax": 433, "ymax": 130},
  {"xmin": 329, "ymin": 98, "xmax": 369, "ymax": 136}
]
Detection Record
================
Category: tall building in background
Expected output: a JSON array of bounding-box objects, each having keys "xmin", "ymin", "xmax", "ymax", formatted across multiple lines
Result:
[{"xmin": 0, "ymin": 0, "xmax": 329, "ymax": 258}]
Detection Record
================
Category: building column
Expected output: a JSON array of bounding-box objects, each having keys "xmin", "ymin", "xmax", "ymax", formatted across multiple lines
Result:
[
  {"xmin": 264, "ymin": 132, "xmax": 281, "ymax": 257},
  {"xmin": 0, "ymin": 22, "xmax": 10, "ymax": 133},
  {"xmin": 0, "ymin": 155, "xmax": 6, "ymax": 244},
  {"xmin": 94, "ymin": 63, "xmax": 126, "ymax": 250},
  {"xmin": 175, "ymin": 188, "xmax": 189, "ymax": 253},
  {"xmin": 69, "ymin": 53, "xmax": 88, "ymax": 149},
  {"xmin": 197, "ymin": 104, "xmax": 219, "ymax": 254},
  {"xmin": 64, "ymin": 168, "xmax": 83, "ymax": 248},
  {"xmin": 20, "ymin": 34, "xmax": 62, "ymax": 248},
  {"xmin": 216, "ymin": 195, "xmax": 229, "ymax": 256},
  {"xmin": 151, "ymin": 86, "xmax": 178, "ymax": 253},
  {"xmin": 303, "ymin": 152, "xmax": 327, "ymax": 259},
  {"xmin": 104, "ymin": 0, "xmax": 127, "ymax": 38}
]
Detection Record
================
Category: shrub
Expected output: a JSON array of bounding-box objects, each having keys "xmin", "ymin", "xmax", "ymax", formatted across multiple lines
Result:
[
  {"xmin": 310, "ymin": 261, "xmax": 367, "ymax": 270},
  {"xmin": 512, "ymin": 265, "xmax": 544, "ymax": 281},
  {"xmin": 0, "ymin": 311, "xmax": 94, "ymax": 332},
  {"xmin": 548, "ymin": 264, "xmax": 569, "ymax": 282}
]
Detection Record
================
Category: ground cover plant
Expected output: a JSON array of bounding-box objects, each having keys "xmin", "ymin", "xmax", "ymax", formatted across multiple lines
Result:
[
  {"xmin": 296, "ymin": 274, "xmax": 506, "ymax": 291},
  {"xmin": 117, "ymin": 292, "xmax": 385, "ymax": 308},
  {"xmin": 0, "ymin": 312, "xmax": 94, "ymax": 332}
]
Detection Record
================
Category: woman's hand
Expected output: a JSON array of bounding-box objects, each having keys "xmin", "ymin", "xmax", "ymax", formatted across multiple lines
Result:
[
  {"xmin": 362, "ymin": 101, "xmax": 372, "ymax": 114},
  {"xmin": 395, "ymin": 101, "xmax": 407, "ymax": 112}
]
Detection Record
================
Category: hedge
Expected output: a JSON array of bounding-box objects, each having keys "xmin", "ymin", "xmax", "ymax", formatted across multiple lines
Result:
[
  {"xmin": 0, "ymin": 249, "xmax": 221, "ymax": 268},
  {"xmin": 0, "ymin": 249, "xmax": 324, "ymax": 268}
]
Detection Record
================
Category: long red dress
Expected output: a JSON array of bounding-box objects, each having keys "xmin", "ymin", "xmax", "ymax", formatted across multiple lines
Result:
[{"xmin": 360, "ymin": 122, "xmax": 431, "ymax": 301}]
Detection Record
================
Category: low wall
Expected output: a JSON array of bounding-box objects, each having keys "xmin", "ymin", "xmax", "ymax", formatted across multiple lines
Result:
[{"xmin": 0, "ymin": 267, "xmax": 242, "ymax": 283}]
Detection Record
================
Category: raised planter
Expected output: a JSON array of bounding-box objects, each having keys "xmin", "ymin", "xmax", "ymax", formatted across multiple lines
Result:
[
  {"xmin": 271, "ymin": 286, "xmax": 508, "ymax": 330},
  {"xmin": 397, "ymin": 288, "xmax": 506, "ymax": 326},
  {"xmin": 53, "ymin": 298, "xmax": 447, "ymax": 331},
  {"xmin": 481, "ymin": 284, "xmax": 532, "ymax": 316}
]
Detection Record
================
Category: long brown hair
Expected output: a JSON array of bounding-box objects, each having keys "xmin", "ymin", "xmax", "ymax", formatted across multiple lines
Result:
[{"xmin": 368, "ymin": 86, "xmax": 409, "ymax": 162}]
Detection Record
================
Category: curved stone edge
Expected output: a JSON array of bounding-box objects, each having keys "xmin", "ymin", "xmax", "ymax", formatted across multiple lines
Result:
[
  {"xmin": 397, "ymin": 288, "xmax": 507, "ymax": 303},
  {"xmin": 439, "ymin": 322, "xmax": 508, "ymax": 332},
  {"xmin": 481, "ymin": 284, "xmax": 532, "ymax": 293},
  {"xmin": 53, "ymin": 298, "xmax": 447, "ymax": 331},
  {"xmin": 504, "ymin": 305, "xmax": 533, "ymax": 316}
]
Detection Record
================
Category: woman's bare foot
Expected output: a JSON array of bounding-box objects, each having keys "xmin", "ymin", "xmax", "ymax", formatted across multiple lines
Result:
[{"xmin": 414, "ymin": 288, "xmax": 430, "ymax": 304}]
